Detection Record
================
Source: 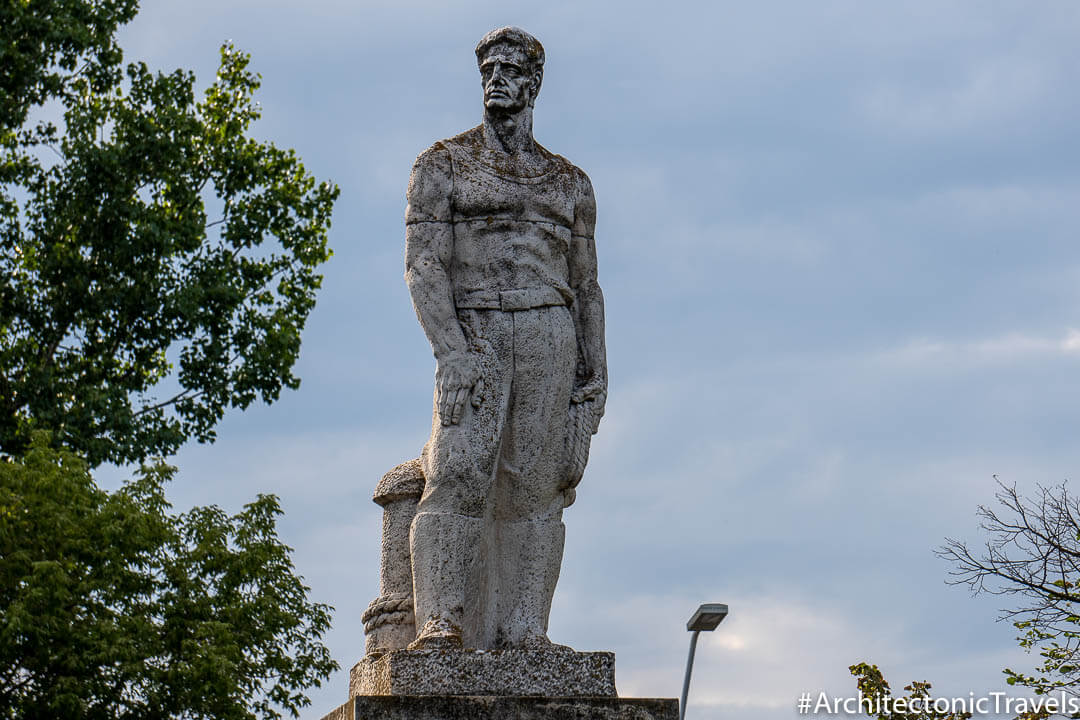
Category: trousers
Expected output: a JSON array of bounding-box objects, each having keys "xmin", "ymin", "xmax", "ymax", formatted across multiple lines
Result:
[
  {"xmin": 418, "ymin": 304, "xmax": 577, "ymax": 521},
  {"xmin": 412, "ymin": 304, "xmax": 577, "ymax": 648}
]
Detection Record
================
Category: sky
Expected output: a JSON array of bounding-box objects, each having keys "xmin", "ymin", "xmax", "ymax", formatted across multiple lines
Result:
[{"xmin": 92, "ymin": 1, "xmax": 1080, "ymax": 718}]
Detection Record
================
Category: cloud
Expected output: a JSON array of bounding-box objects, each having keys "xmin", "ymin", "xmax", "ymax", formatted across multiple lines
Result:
[
  {"xmin": 859, "ymin": 56, "xmax": 1052, "ymax": 139},
  {"xmin": 553, "ymin": 590, "xmax": 1026, "ymax": 720},
  {"xmin": 878, "ymin": 329, "xmax": 1080, "ymax": 368}
]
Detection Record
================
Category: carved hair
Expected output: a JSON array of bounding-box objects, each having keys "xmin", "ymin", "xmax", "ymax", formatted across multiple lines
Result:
[{"xmin": 474, "ymin": 26, "xmax": 545, "ymax": 76}]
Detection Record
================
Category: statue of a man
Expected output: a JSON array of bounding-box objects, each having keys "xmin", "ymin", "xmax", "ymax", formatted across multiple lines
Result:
[{"xmin": 404, "ymin": 27, "xmax": 607, "ymax": 651}]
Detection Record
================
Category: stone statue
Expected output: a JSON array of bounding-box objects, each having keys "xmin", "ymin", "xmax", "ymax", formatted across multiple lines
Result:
[
  {"xmin": 402, "ymin": 26, "xmax": 607, "ymax": 653},
  {"xmin": 329, "ymin": 28, "xmax": 678, "ymax": 715}
]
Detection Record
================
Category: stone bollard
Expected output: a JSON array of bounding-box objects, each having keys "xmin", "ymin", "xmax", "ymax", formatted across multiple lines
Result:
[{"xmin": 361, "ymin": 458, "xmax": 424, "ymax": 655}]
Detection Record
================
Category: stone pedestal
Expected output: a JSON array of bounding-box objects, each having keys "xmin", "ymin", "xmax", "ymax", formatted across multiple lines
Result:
[
  {"xmin": 321, "ymin": 695, "xmax": 679, "ymax": 720},
  {"xmin": 362, "ymin": 460, "xmax": 424, "ymax": 655},
  {"xmin": 351, "ymin": 648, "xmax": 616, "ymax": 697}
]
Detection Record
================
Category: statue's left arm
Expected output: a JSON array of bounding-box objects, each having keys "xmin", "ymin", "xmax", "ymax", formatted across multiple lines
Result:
[{"xmin": 568, "ymin": 170, "xmax": 607, "ymax": 423}]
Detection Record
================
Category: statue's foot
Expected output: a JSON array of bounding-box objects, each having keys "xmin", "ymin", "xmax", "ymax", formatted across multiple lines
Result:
[
  {"xmin": 517, "ymin": 632, "xmax": 572, "ymax": 652},
  {"xmin": 408, "ymin": 617, "xmax": 463, "ymax": 650}
]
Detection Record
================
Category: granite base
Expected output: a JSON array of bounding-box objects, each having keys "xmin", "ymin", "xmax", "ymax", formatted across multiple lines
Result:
[
  {"xmin": 321, "ymin": 695, "xmax": 679, "ymax": 720},
  {"xmin": 351, "ymin": 648, "xmax": 616, "ymax": 697}
]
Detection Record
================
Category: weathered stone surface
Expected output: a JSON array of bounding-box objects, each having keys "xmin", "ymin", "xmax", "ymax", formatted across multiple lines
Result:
[
  {"xmin": 363, "ymin": 460, "xmax": 424, "ymax": 655},
  {"xmin": 351, "ymin": 648, "xmax": 616, "ymax": 697},
  {"xmin": 321, "ymin": 695, "xmax": 678, "ymax": 720},
  {"xmin": 373, "ymin": 459, "xmax": 425, "ymax": 507}
]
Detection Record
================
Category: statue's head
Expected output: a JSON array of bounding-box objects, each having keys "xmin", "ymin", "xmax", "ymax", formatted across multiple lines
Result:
[{"xmin": 475, "ymin": 27, "xmax": 545, "ymax": 113}]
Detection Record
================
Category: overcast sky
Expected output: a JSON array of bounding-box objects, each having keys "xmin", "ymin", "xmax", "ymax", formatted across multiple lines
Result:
[{"xmin": 94, "ymin": 2, "xmax": 1080, "ymax": 718}]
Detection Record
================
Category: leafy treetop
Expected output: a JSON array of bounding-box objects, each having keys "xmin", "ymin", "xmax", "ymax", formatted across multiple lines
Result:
[
  {"xmin": 849, "ymin": 662, "xmax": 973, "ymax": 720},
  {"xmin": 1, "ymin": 0, "xmax": 339, "ymax": 466},
  {"xmin": 0, "ymin": 434, "xmax": 338, "ymax": 720}
]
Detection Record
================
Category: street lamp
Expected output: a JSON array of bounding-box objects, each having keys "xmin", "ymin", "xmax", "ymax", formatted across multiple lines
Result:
[{"xmin": 680, "ymin": 603, "xmax": 728, "ymax": 720}]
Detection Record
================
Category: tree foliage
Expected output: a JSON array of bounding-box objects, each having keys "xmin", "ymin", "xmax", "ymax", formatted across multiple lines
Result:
[
  {"xmin": 0, "ymin": 434, "xmax": 338, "ymax": 720},
  {"xmin": 849, "ymin": 662, "xmax": 972, "ymax": 720},
  {"xmin": 940, "ymin": 481, "xmax": 1080, "ymax": 699},
  {"xmin": 1, "ymin": 0, "xmax": 339, "ymax": 466}
]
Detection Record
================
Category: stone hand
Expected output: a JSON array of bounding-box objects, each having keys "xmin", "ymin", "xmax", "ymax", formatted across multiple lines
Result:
[
  {"xmin": 571, "ymin": 373, "xmax": 607, "ymax": 433},
  {"xmin": 571, "ymin": 373, "xmax": 606, "ymax": 404},
  {"xmin": 435, "ymin": 350, "xmax": 482, "ymax": 426}
]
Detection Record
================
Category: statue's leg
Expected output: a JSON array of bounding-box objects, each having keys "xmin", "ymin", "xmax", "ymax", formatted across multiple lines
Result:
[
  {"xmin": 408, "ymin": 511, "xmax": 480, "ymax": 648},
  {"xmin": 495, "ymin": 518, "xmax": 567, "ymax": 647},
  {"xmin": 409, "ymin": 309, "xmax": 511, "ymax": 650},
  {"xmin": 494, "ymin": 305, "xmax": 577, "ymax": 648}
]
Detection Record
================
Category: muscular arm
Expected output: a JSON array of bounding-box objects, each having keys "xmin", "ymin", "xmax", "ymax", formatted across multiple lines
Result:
[
  {"xmin": 404, "ymin": 146, "xmax": 479, "ymax": 425},
  {"xmin": 568, "ymin": 171, "xmax": 607, "ymax": 414}
]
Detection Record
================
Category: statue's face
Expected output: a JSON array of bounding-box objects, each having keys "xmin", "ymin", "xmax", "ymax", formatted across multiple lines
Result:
[{"xmin": 479, "ymin": 44, "xmax": 538, "ymax": 113}]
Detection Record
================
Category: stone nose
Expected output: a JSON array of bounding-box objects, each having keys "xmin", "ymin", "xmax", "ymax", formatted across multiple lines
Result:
[{"xmin": 489, "ymin": 62, "xmax": 512, "ymax": 84}]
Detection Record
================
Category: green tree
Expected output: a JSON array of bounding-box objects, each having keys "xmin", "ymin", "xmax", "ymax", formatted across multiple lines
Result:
[
  {"xmin": 1, "ymin": 0, "xmax": 339, "ymax": 466},
  {"xmin": 0, "ymin": 434, "xmax": 338, "ymax": 720},
  {"xmin": 849, "ymin": 662, "xmax": 972, "ymax": 720}
]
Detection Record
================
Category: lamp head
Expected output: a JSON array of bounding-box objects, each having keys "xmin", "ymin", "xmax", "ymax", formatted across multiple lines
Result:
[{"xmin": 687, "ymin": 603, "xmax": 728, "ymax": 632}]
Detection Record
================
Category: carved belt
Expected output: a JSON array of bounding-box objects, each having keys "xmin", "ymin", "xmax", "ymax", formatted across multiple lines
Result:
[{"xmin": 455, "ymin": 286, "xmax": 570, "ymax": 311}]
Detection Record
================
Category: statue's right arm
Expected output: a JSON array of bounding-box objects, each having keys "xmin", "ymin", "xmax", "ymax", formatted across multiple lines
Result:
[{"xmin": 404, "ymin": 146, "xmax": 479, "ymax": 426}]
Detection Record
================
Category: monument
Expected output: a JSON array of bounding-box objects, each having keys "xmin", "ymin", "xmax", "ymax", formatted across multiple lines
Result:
[{"xmin": 322, "ymin": 27, "xmax": 677, "ymax": 720}]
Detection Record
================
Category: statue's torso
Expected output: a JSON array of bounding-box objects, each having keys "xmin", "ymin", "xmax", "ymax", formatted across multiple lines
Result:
[{"xmin": 439, "ymin": 127, "xmax": 583, "ymax": 300}]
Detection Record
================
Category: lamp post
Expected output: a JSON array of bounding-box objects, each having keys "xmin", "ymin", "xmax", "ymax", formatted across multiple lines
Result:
[{"xmin": 680, "ymin": 603, "xmax": 728, "ymax": 720}]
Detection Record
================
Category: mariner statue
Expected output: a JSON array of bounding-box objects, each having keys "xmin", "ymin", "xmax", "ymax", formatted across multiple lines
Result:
[
  {"xmin": 335, "ymin": 27, "xmax": 678, "ymax": 714},
  {"xmin": 358, "ymin": 27, "xmax": 606, "ymax": 665},
  {"xmin": 404, "ymin": 26, "xmax": 607, "ymax": 652}
]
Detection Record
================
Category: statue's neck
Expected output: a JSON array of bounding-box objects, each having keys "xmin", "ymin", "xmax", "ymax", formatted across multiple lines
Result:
[{"xmin": 483, "ymin": 107, "xmax": 535, "ymax": 155}]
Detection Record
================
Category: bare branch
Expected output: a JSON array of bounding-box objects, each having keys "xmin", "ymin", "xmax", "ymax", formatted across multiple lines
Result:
[{"xmin": 938, "ymin": 479, "xmax": 1080, "ymax": 696}]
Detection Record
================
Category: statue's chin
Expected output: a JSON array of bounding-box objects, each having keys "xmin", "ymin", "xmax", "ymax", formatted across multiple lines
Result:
[{"xmin": 484, "ymin": 97, "xmax": 526, "ymax": 114}]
